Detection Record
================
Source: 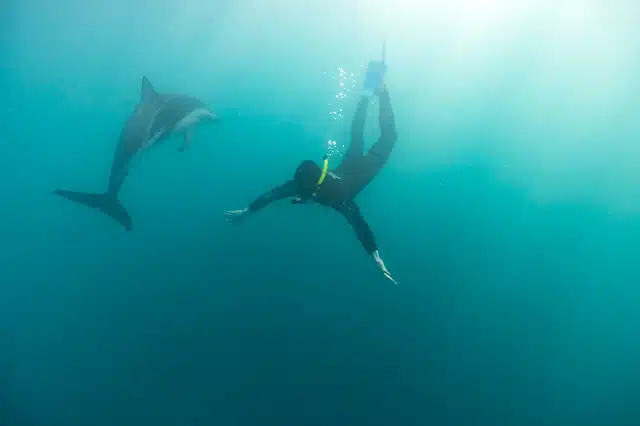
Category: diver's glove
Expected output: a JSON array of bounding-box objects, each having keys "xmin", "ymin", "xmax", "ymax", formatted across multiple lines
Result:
[
  {"xmin": 224, "ymin": 208, "xmax": 249, "ymax": 223},
  {"xmin": 373, "ymin": 250, "xmax": 398, "ymax": 285}
]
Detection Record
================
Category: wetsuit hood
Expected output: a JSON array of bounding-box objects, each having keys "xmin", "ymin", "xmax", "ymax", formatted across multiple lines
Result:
[{"xmin": 294, "ymin": 160, "xmax": 322, "ymax": 197}]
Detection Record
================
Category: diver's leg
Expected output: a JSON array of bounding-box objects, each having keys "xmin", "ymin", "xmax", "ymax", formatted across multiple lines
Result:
[
  {"xmin": 366, "ymin": 87, "xmax": 397, "ymax": 167},
  {"xmin": 336, "ymin": 95, "xmax": 369, "ymax": 173},
  {"xmin": 348, "ymin": 87, "xmax": 397, "ymax": 195}
]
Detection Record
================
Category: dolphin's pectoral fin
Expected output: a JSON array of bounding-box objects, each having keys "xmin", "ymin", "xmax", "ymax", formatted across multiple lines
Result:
[
  {"xmin": 141, "ymin": 76, "xmax": 159, "ymax": 103},
  {"xmin": 179, "ymin": 128, "xmax": 193, "ymax": 152}
]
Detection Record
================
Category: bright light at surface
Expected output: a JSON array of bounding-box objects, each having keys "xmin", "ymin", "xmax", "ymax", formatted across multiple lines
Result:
[
  {"xmin": 361, "ymin": 0, "xmax": 531, "ymax": 43},
  {"xmin": 368, "ymin": 0, "xmax": 514, "ymax": 26},
  {"xmin": 353, "ymin": 0, "xmax": 640, "ymax": 212}
]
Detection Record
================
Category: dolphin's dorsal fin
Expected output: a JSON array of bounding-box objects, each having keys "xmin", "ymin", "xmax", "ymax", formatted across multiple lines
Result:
[{"xmin": 141, "ymin": 76, "xmax": 159, "ymax": 103}]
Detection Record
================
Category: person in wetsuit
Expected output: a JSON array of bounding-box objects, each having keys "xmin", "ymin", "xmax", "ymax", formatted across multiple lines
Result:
[{"xmin": 224, "ymin": 84, "xmax": 398, "ymax": 284}]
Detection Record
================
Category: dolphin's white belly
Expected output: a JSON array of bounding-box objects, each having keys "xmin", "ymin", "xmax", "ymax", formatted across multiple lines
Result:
[
  {"xmin": 173, "ymin": 108, "xmax": 216, "ymax": 133},
  {"xmin": 148, "ymin": 129, "xmax": 165, "ymax": 146},
  {"xmin": 140, "ymin": 128, "xmax": 167, "ymax": 151},
  {"xmin": 139, "ymin": 107, "xmax": 214, "ymax": 152}
]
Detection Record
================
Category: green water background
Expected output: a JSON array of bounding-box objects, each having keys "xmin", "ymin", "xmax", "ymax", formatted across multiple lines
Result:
[{"xmin": 2, "ymin": 1, "xmax": 640, "ymax": 425}]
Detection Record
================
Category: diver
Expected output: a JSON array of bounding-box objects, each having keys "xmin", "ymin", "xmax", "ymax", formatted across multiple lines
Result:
[{"xmin": 225, "ymin": 50, "xmax": 399, "ymax": 284}]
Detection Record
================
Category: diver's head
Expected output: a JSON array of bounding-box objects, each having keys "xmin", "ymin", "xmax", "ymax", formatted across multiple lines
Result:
[{"xmin": 294, "ymin": 160, "xmax": 322, "ymax": 197}]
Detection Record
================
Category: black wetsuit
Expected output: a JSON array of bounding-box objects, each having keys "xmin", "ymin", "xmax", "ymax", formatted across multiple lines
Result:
[{"xmin": 247, "ymin": 88, "xmax": 397, "ymax": 254}]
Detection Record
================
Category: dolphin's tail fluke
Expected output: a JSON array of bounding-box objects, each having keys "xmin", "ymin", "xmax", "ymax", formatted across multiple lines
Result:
[{"xmin": 53, "ymin": 190, "xmax": 132, "ymax": 231}]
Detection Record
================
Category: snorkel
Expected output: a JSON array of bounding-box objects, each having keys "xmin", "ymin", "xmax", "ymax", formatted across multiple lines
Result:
[{"xmin": 313, "ymin": 154, "xmax": 329, "ymax": 195}]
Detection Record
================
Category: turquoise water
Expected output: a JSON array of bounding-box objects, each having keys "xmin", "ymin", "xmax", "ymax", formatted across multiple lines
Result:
[{"xmin": 3, "ymin": 0, "xmax": 640, "ymax": 425}]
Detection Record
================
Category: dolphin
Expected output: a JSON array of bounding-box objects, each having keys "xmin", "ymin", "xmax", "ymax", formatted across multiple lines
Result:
[{"xmin": 53, "ymin": 76, "xmax": 219, "ymax": 231}]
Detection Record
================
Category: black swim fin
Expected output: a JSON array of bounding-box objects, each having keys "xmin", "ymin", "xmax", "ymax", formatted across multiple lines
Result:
[{"xmin": 53, "ymin": 189, "xmax": 132, "ymax": 231}]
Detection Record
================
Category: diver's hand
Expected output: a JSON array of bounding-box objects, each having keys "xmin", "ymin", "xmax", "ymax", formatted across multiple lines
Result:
[
  {"xmin": 224, "ymin": 208, "xmax": 249, "ymax": 224},
  {"xmin": 372, "ymin": 250, "xmax": 397, "ymax": 285}
]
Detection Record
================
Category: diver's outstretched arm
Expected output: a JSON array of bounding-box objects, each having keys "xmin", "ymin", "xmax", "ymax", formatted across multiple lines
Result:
[
  {"xmin": 335, "ymin": 200, "xmax": 378, "ymax": 254},
  {"xmin": 248, "ymin": 180, "xmax": 298, "ymax": 213},
  {"xmin": 335, "ymin": 200, "xmax": 397, "ymax": 284},
  {"xmin": 225, "ymin": 180, "xmax": 298, "ymax": 223},
  {"xmin": 373, "ymin": 250, "xmax": 397, "ymax": 285}
]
